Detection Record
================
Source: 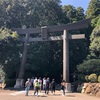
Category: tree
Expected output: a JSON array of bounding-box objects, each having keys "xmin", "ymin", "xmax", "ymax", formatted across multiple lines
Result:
[
  {"xmin": 76, "ymin": 0, "xmax": 100, "ymax": 83},
  {"xmin": 86, "ymin": 0, "xmax": 100, "ymax": 18},
  {"xmin": 86, "ymin": 0, "xmax": 100, "ymax": 27},
  {"xmin": 62, "ymin": 5, "xmax": 85, "ymax": 23},
  {"xmin": 77, "ymin": 59, "xmax": 100, "ymax": 82},
  {"xmin": 0, "ymin": 28, "xmax": 22, "ymax": 86},
  {"xmin": 88, "ymin": 17, "xmax": 100, "ymax": 58},
  {"xmin": 76, "ymin": 7, "xmax": 85, "ymax": 21},
  {"xmin": 0, "ymin": 0, "xmax": 67, "ymax": 28},
  {"xmin": 24, "ymin": 40, "xmax": 63, "ymax": 82},
  {"xmin": 62, "ymin": 5, "xmax": 76, "ymax": 23}
]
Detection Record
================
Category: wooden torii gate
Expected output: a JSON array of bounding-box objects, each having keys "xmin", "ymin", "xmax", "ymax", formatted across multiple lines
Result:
[{"xmin": 13, "ymin": 19, "xmax": 91, "ymax": 90}]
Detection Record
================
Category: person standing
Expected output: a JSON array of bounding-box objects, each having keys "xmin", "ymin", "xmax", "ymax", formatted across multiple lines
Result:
[
  {"xmin": 38, "ymin": 77, "xmax": 42, "ymax": 92},
  {"xmin": 45, "ymin": 78, "xmax": 50, "ymax": 94},
  {"xmin": 34, "ymin": 80, "xmax": 40, "ymax": 96},
  {"xmin": 25, "ymin": 78, "xmax": 31, "ymax": 96},
  {"xmin": 50, "ymin": 79, "xmax": 56, "ymax": 95},
  {"xmin": 61, "ymin": 80, "xmax": 66, "ymax": 96},
  {"xmin": 30, "ymin": 77, "xmax": 34, "ymax": 89},
  {"xmin": 43, "ymin": 77, "xmax": 46, "ymax": 93}
]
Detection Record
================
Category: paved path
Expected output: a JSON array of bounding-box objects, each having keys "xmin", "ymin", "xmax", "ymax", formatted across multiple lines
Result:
[{"xmin": 0, "ymin": 90, "xmax": 100, "ymax": 100}]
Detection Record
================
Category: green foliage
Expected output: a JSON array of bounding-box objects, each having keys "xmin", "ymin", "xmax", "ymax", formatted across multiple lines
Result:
[
  {"xmin": 0, "ymin": 66, "xmax": 5, "ymax": 82},
  {"xmin": 76, "ymin": 7, "xmax": 85, "ymax": 21},
  {"xmin": 0, "ymin": 28, "xmax": 19, "ymax": 39},
  {"xmin": 0, "ymin": 28, "xmax": 22, "ymax": 86},
  {"xmin": 0, "ymin": 0, "xmax": 67, "ymax": 28},
  {"xmin": 86, "ymin": 0, "xmax": 100, "ymax": 27},
  {"xmin": 88, "ymin": 73, "xmax": 97, "ymax": 82},
  {"xmin": 85, "ymin": 74, "xmax": 100, "ymax": 82},
  {"xmin": 85, "ymin": 75, "xmax": 89, "ymax": 82},
  {"xmin": 86, "ymin": 0, "xmax": 100, "ymax": 18},
  {"xmin": 77, "ymin": 59, "xmax": 100, "ymax": 82},
  {"xmin": 91, "ymin": 15, "xmax": 100, "ymax": 27},
  {"xmin": 77, "ymin": 74, "xmax": 86, "ymax": 83},
  {"xmin": 25, "ymin": 41, "xmax": 63, "ymax": 82},
  {"xmin": 97, "ymin": 17, "xmax": 100, "ymax": 25},
  {"xmin": 89, "ymin": 25, "xmax": 100, "ymax": 58},
  {"xmin": 5, "ymin": 79, "xmax": 16, "ymax": 87},
  {"xmin": 98, "ymin": 75, "xmax": 100, "ymax": 83},
  {"xmin": 62, "ymin": 5, "xmax": 85, "ymax": 23}
]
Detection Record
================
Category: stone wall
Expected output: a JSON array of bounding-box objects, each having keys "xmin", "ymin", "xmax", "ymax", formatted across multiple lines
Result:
[{"xmin": 81, "ymin": 83, "xmax": 100, "ymax": 97}]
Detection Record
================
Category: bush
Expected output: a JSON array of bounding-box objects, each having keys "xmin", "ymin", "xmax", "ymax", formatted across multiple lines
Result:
[
  {"xmin": 85, "ymin": 75, "xmax": 89, "ymax": 82},
  {"xmin": 77, "ymin": 59, "xmax": 100, "ymax": 82},
  {"xmin": 88, "ymin": 73, "xmax": 97, "ymax": 82},
  {"xmin": 98, "ymin": 75, "xmax": 100, "ymax": 83}
]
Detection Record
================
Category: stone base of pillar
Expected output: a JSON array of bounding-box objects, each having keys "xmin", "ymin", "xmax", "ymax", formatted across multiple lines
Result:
[
  {"xmin": 14, "ymin": 79, "xmax": 24, "ymax": 88},
  {"xmin": 66, "ymin": 83, "xmax": 71, "ymax": 92}
]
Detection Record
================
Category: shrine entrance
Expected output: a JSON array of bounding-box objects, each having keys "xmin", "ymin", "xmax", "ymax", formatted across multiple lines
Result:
[{"xmin": 13, "ymin": 18, "xmax": 91, "ymax": 91}]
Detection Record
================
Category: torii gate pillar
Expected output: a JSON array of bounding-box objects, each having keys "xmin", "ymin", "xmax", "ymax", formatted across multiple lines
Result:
[{"xmin": 63, "ymin": 30, "xmax": 71, "ymax": 92}]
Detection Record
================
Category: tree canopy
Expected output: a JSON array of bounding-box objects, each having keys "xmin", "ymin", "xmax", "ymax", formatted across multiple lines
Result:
[{"xmin": 89, "ymin": 18, "xmax": 100, "ymax": 58}]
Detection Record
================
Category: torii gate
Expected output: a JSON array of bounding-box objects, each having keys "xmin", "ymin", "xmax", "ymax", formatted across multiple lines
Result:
[{"xmin": 13, "ymin": 19, "xmax": 91, "ymax": 90}]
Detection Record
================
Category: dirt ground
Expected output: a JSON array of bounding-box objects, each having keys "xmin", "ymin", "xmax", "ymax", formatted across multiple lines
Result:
[{"xmin": 0, "ymin": 89, "xmax": 100, "ymax": 100}]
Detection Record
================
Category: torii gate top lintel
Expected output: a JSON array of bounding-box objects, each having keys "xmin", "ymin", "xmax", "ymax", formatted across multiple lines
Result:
[{"xmin": 12, "ymin": 18, "xmax": 91, "ymax": 35}]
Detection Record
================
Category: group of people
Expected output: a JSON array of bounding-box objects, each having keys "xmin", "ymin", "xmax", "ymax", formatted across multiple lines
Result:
[{"xmin": 25, "ymin": 77, "xmax": 56, "ymax": 96}]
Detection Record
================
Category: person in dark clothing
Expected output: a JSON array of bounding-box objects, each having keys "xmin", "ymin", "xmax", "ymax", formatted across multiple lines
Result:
[
  {"xmin": 30, "ymin": 77, "xmax": 34, "ymax": 89},
  {"xmin": 50, "ymin": 79, "xmax": 56, "ymax": 95},
  {"xmin": 61, "ymin": 80, "xmax": 66, "ymax": 96},
  {"xmin": 45, "ymin": 78, "xmax": 50, "ymax": 94}
]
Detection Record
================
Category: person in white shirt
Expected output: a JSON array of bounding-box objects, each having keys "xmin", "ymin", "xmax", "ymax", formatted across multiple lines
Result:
[{"xmin": 43, "ymin": 77, "xmax": 46, "ymax": 93}]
